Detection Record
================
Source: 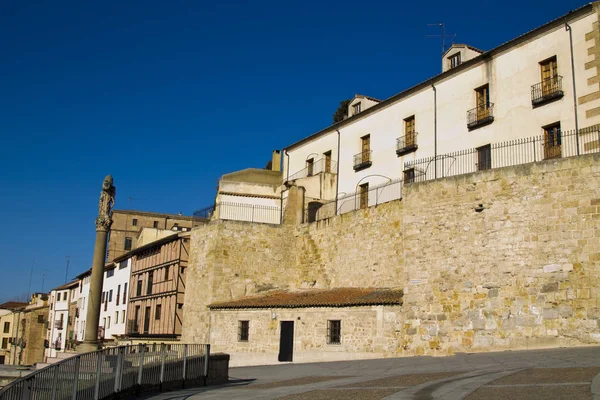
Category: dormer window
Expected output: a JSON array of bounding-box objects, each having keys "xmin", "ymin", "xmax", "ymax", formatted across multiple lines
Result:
[
  {"xmin": 448, "ymin": 53, "xmax": 461, "ymax": 69},
  {"xmin": 353, "ymin": 102, "xmax": 361, "ymax": 115}
]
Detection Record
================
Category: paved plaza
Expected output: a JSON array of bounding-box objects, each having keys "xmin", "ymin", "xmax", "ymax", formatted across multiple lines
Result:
[{"xmin": 145, "ymin": 346, "xmax": 600, "ymax": 400}]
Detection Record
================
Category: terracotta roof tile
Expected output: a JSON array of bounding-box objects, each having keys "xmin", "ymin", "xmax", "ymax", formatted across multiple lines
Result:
[
  {"xmin": 0, "ymin": 301, "xmax": 28, "ymax": 310},
  {"xmin": 209, "ymin": 288, "xmax": 403, "ymax": 309}
]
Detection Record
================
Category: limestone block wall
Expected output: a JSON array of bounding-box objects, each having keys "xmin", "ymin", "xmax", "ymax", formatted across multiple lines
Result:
[
  {"xmin": 209, "ymin": 306, "xmax": 401, "ymax": 366},
  {"xmin": 402, "ymin": 154, "xmax": 600, "ymax": 355}
]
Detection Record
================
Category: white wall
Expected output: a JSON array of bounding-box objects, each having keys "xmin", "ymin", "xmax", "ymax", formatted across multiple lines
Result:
[
  {"xmin": 46, "ymin": 289, "xmax": 71, "ymax": 358},
  {"xmin": 99, "ymin": 259, "xmax": 131, "ymax": 340},
  {"xmin": 75, "ymin": 274, "xmax": 91, "ymax": 342}
]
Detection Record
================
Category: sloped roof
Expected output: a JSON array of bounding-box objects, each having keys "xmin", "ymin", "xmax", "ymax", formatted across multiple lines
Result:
[
  {"xmin": 53, "ymin": 280, "xmax": 79, "ymax": 291},
  {"xmin": 0, "ymin": 302, "xmax": 28, "ymax": 310},
  {"xmin": 209, "ymin": 288, "xmax": 403, "ymax": 309}
]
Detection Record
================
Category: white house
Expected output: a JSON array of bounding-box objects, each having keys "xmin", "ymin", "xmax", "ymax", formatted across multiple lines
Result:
[
  {"xmin": 45, "ymin": 280, "xmax": 78, "ymax": 359},
  {"xmin": 98, "ymin": 260, "xmax": 130, "ymax": 341},
  {"xmin": 282, "ymin": 2, "xmax": 600, "ymax": 219},
  {"xmin": 74, "ymin": 269, "xmax": 91, "ymax": 342}
]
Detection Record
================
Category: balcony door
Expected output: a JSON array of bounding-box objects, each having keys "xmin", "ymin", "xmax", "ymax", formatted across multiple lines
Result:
[
  {"xmin": 541, "ymin": 57, "xmax": 558, "ymax": 96},
  {"xmin": 361, "ymin": 135, "xmax": 370, "ymax": 163},
  {"xmin": 143, "ymin": 306, "xmax": 151, "ymax": 334},
  {"xmin": 359, "ymin": 183, "xmax": 369, "ymax": 209},
  {"xmin": 323, "ymin": 151, "xmax": 332, "ymax": 173},
  {"xmin": 405, "ymin": 117, "xmax": 415, "ymax": 147},
  {"xmin": 543, "ymin": 123, "xmax": 562, "ymax": 160},
  {"xmin": 476, "ymin": 85, "xmax": 490, "ymax": 120},
  {"xmin": 306, "ymin": 158, "xmax": 314, "ymax": 177}
]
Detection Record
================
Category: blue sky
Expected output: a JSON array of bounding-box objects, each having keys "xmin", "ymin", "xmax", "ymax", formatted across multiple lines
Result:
[{"xmin": 0, "ymin": 0, "xmax": 582, "ymax": 301}]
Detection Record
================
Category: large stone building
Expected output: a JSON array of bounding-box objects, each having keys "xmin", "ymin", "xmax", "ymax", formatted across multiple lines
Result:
[
  {"xmin": 179, "ymin": 3, "xmax": 600, "ymax": 367},
  {"xmin": 107, "ymin": 210, "xmax": 202, "ymax": 262}
]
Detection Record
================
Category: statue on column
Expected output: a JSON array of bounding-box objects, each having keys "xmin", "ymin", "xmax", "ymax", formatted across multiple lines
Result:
[{"xmin": 95, "ymin": 175, "xmax": 116, "ymax": 231}]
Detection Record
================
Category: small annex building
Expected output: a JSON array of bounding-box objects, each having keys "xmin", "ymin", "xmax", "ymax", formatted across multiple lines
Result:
[{"xmin": 207, "ymin": 288, "xmax": 403, "ymax": 366}]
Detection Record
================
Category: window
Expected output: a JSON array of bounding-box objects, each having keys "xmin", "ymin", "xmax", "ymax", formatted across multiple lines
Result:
[
  {"xmin": 359, "ymin": 183, "xmax": 369, "ymax": 209},
  {"xmin": 477, "ymin": 144, "xmax": 492, "ymax": 171},
  {"xmin": 109, "ymin": 290, "xmax": 113, "ymax": 302},
  {"xmin": 543, "ymin": 122, "xmax": 562, "ymax": 160},
  {"xmin": 353, "ymin": 102, "xmax": 361, "ymax": 115},
  {"xmin": 147, "ymin": 272, "xmax": 153, "ymax": 295},
  {"xmin": 448, "ymin": 52, "xmax": 461, "ymax": 69},
  {"xmin": 155, "ymin": 304, "xmax": 161, "ymax": 320},
  {"xmin": 119, "ymin": 261, "xmax": 128, "ymax": 269},
  {"xmin": 405, "ymin": 116, "xmax": 416, "ymax": 147},
  {"xmin": 122, "ymin": 311, "xmax": 126, "ymax": 324},
  {"xmin": 57, "ymin": 293, "xmax": 61, "ymax": 302},
  {"xmin": 106, "ymin": 269, "xmax": 114, "ymax": 278},
  {"xmin": 404, "ymin": 168, "xmax": 415, "ymax": 184},
  {"xmin": 123, "ymin": 283, "xmax": 128, "ymax": 304},
  {"xmin": 327, "ymin": 320, "xmax": 341, "ymax": 344},
  {"xmin": 475, "ymin": 84, "xmax": 491, "ymax": 119},
  {"xmin": 107, "ymin": 317, "xmax": 111, "ymax": 329},
  {"xmin": 540, "ymin": 56, "xmax": 558, "ymax": 95},
  {"xmin": 115, "ymin": 311, "xmax": 118, "ymax": 322},
  {"xmin": 177, "ymin": 304, "xmax": 183, "ymax": 310},
  {"xmin": 101, "ymin": 292, "xmax": 105, "ymax": 303},
  {"xmin": 361, "ymin": 135, "xmax": 370, "ymax": 162},
  {"xmin": 103, "ymin": 318, "xmax": 106, "ymax": 328},
  {"xmin": 164, "ymin": 266, "xmax": 169, "ymax": 281},
  {"xmin": 324, "ymin": 151, "xmax": 332, "ymax": 173},
  {"xmin": 153, "ymin": 221, "xmax": 159, "ymax": 228},
  {"xmin": 116, "ymin": 285, "xmax": 120, "ymax": 306},
  {"xmin": 306, "ymin": 158, "xmax": 314, "ymax": 176},
  {"xmin": 132, "ymin": 218, "xmax": 138, "ymax": 227},
  {"xmin": 181, "ymin": 267, "xmax": 185, "ymax": 274},
  {"xmin": 124, "ymin": 237, "xmax": 132, "ymax": 251},
  {"xmin": 1, "ymin": 338, "xmax": 8, "ymax": 349},
  {"xmin": 238, "ymin": 320, "xmax": 249, "ymax": 341},
  {"xmin": 3, "ymin": 322, "xmax": 9, "ymax": 334},
  {"xmin": 136, "ymin": 276, "xmax": 143, "ymax": 297}
]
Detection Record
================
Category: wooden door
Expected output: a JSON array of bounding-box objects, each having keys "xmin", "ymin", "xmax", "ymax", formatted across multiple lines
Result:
[
  {"xmin": 324, "ymin": 151, "xmax": 332, "ymax": 173},
  {"xmin": 544, "ymin": 125, "xmax": 561, "ymax": 159},
  {"xmin": 359, "ymin": 183, "xmax": 369, "ymax": 209},
  {"xmin": 278, "ymin": 321, "xmax": 294, "ymax": 362},
  {"xmin": 361, "ymin": 136, "xmax": 370, "ymax": 162},
  {"xmin": 143, "ymin": 306, "xmax": 151, "ymax": 334},
  {"xmin": 477, "ymin": 145, "xmax": 491, "ymax": 171},
  {"xmin": 541, "ymin": 58, "xmax": 557, "ymax": 96},
  {"xmin": 405, "ymin": 117, "xmax": 415, "ymax": 146},
  {"xmin": 476, "ymin": 86, "xmax": 490, "ymax": 120}
]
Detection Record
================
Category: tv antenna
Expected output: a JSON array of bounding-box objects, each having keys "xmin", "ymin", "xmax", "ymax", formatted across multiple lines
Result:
[
  {"xmin": 64, "ymin": 256, "xmax": 70, "ymax": 284},
  {"xmin": 427, "ymin": 23, "xmax": 456, "ymax": 55}
]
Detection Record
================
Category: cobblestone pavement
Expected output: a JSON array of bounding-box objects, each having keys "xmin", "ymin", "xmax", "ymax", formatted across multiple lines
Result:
[{"xmin": 144, "ymin": 346, "xmax": 600, "ymax": 400}]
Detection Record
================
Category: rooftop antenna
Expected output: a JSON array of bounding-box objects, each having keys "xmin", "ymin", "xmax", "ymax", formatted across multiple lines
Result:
[
  {"xmin": 427, "ymin": 23, "xmax": 456, "ymax": 55},
  {"xmin": 64, "ymin": 256, "xmax": 70, "ymax": 284},
  {"xmin": 27, "ymin": 259, "xmax": 36, "ymax": 299}
]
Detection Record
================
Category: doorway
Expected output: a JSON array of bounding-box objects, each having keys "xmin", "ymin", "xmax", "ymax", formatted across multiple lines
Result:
[{"xmin": 278, "ymin": 321, "xmax": 294, "ymax": 362}]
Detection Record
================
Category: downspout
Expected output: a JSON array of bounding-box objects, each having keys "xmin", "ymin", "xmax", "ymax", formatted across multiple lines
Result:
[
  {"xmin": 565, "ymin": 19, "xmax": 580, "ymax": 154},
  {"xmin": 283, "ymin": 149, "xmax": 289, "ymax": 224},
  {"xmin": 284, "ymin": 149, "xmax": 290, "ymax": 182},
  {"xmin": 335, "ymin": 130, "xmax": 341, "ymax": 214},
  {"xmin": 432, "ymin": 83, "xmax": 438, "ymax": 179}
]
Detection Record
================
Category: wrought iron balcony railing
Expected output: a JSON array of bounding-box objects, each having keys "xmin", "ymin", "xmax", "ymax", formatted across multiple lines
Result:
[
  {"xmin": 287, "ymin": 158, "xmax": 338, "ymax": 181},
  {"xmin": 353, "ymin": 150, "xmax": 372, "ymax": 171},
  {"xmin": 467, "ymin": 103, "xmax": 494, "ymax": 130},
  {"xmin": 54, "ymin": 321, "xmax": 64, "ymax": 330},
  {"xmin": 396, "ymin": 132, "xmax": 418, "ymax": 156},
  {"xmin": 531, "ymin": 76, "xmax": 564, "ymax": 107}
]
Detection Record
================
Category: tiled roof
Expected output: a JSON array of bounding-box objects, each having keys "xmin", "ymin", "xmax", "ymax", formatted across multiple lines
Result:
[
  {"xmin": 53, "ymin": 280, "xmax": 79, "ymax": 291},
  {"xmin": 0, "ymin": 301, "xmax": 28, "ymax": 310},
  {"xmin": 208, "ymin": 288, "xmax": 403, "ymax": 309}
]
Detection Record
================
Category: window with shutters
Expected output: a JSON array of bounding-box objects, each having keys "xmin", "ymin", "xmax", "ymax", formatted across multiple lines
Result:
[
  {"xmin": 359, "ymin": 183, "xmax": 369, "ymax": 209},
  {"xmin": 543, "ymin": 122, "xmax": 562, "ymax": 160},
  {"xmin": 448, "ymin": 52, "xmax": 461, "ymax": 69},
  {"xmin": 477, "ymin": 144, "xmax": 492, "ymax": 171}
]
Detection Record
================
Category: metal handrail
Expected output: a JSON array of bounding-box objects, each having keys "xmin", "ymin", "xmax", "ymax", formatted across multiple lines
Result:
[
  {"xmin": 0, "ymin": 343, "xmax": 210, "ymax": 400},
  {"xmin": 353, "ymin": 150, "xmax": 372, "ymax": 168},
  {"xmin": 467, "ymin": 102, "xmax": 494, "ymax": 127},
  {"xmin": 531, "ymin": 76, "xmax": 563, "ymax": 104},
  {"xmin": 396, "ymin": 132, "xmax": 418, "ymax": 153},
  {"xmin": 287, "ymin": 158, "xmax": 338, "ymax": 181}
]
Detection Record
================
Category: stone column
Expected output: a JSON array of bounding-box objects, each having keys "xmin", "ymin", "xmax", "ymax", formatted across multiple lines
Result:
[{"xmin": 79, "ymin": 175, "xmax": 115, "ymax": 353}]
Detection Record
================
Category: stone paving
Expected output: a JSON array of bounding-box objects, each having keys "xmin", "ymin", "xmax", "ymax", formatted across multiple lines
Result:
[{"xmin": 144, "ymin": 346, "xmax": 600, "ymax": 400}]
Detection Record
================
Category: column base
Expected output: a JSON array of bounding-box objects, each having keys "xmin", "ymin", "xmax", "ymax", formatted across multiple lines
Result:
[{"xmin": 78, "ymin": 341, "xmax": 101, "ymax": 354}]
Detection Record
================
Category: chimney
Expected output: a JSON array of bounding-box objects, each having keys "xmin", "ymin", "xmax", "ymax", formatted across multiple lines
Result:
[{"xmin": 271, "ymin": 150, "xmax": 281, "ymax": 172}]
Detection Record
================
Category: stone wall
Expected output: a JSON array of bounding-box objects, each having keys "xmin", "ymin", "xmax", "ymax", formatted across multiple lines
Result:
[
  {"xmin": 183, "ymin": 154, "xmax": 600, "ymax": 360},
  {"xmin": 402, "ymin": 154, "xmax": 600, "ymax": 355},
  {"xmin": 209, "ymin": 306, "xmax": 401, "ymax": 366}
]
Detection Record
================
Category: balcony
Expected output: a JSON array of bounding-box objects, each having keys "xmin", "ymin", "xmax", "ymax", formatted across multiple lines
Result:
[
  {"xmin": 54, "ymin": 321, "xmax": 64, "ymax": 330},
  {"xmin": 467, "ymin": 103, "xmax": 494, "ymax": 131},
  {"xmin": 287, "ymin": 158, "xmax": 338, "ymax": 181},
  {"xmin": 531, "ymin": 76, "xmax": 564, "ymax": 108},
  {"xmin": 127, "ymin": 320, "xmax": 140, "ymax": 335},
  {"xmin": 396, "ymin": 133, "xmax": 418, "ymax": 156},
  {"xmin": 353, "ymin": 150, "xmax": 372, "ymax": 171}
]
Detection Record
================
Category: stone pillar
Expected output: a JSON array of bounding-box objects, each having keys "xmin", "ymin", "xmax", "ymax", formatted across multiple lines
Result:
[
  {"xmin": 79, "ymin": 175, "xmax": 115, "ymax": 353},
  {"xmin": 283, "ymin": 185, "xmax": 305, "ymax": 226}
]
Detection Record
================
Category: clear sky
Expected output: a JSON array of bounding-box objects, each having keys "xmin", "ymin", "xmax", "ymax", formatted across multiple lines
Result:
[{"xmin": 0, "ymin": 0, "xmax": 582, "ymax": 301}]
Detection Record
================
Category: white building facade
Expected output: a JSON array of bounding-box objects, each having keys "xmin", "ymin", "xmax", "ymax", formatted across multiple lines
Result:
[
  {"xmin": 45, "ymin": 280, "xmax": 78, "ymax": 359},
  {"xmin": 98, "ymin": 260, "xmax": 130, "ymax": 341},
  {"xmin": 282, "ymin": 3, "xmax": 600, "ymax": 218}
]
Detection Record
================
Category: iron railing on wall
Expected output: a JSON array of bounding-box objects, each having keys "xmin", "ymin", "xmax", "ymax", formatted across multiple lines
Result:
[
  {"xmin": 353, "ymin": 151, "xmax": 373, "ymax": 170},
  {"xmin": 305, "ymin": 178, "xmax": 403, "ymax": 223},
  {"xmin": 404, "ymin": 128, "xmax": 600, "ymax": 183},
  {"xmin": 531, "ymin": 76, "xmax": 564, "ymax": 106},
  {"xmin": 287, "ymin": 158, "xmax": 338, "ymax": 181},
  {"xmin": 467, "ymin": 103, "xmax": 494, "ymax": 130},
  {"xmin": 216, "ymin": 202, "xmax": 281, "ymax": 225},
  {"xmin": 0, "ymin": 343, "xmax": 210, "ymax": 400}
]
